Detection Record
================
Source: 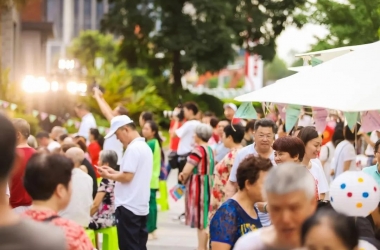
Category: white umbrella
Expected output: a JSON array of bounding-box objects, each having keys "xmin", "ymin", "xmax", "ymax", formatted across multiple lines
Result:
[
  {"xmin": 295, "ymin": 44, "xmax": 368, "ymax": 62},
  {"xmin": 235, "ymin": 41, "xmax": 380, "ymax": 112}
]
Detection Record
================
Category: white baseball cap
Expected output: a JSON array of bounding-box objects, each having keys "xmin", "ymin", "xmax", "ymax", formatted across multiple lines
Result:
[
  {"xmin": 223, "ymin": 103, "xmax": 237, "ymax": 112},
  {"xmin": 104, "ymin": 115, "xmax": 134, "ymax": 139}
]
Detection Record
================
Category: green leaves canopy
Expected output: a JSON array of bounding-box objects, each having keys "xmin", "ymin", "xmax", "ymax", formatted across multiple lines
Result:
[{"xmin": 102, "ymin": 0, "xmax": 307, "ymax": 89}]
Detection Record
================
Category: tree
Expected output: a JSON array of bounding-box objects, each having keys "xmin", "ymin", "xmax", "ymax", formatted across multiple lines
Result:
[
  {"xmin": 67, "ymin": 30, "xmax": 118, "ymax": 79},
  {"xmin": 102, "ymin": 0, "xmax": 307, "ymax": 91},
  {"xmin": 263, "ymin": 56, "xmax": 293, "ymax": 85},
  {"xmin": 83, "ymin": 63, "xmax": 170, "ymax": 122},
  {"xmin": 298, "ymin": 0, "xmax": 380, "ymax": 51}
]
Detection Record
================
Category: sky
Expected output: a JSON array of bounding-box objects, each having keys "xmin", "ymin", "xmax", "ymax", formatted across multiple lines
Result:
[{"xmin": 276, "ymin": 24, "xmax": 329, "ymax": 65}]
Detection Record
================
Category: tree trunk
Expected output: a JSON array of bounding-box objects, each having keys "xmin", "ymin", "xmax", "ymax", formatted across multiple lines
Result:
[{"xmin": 172, "ymin": 50, "xmax": 182, "ymax": 92}]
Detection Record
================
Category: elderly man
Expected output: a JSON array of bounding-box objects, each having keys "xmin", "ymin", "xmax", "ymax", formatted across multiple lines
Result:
[
  {"xmin": 98, "ymin": 115, "xmax": 153, "ymax": 250},
  {"xmin": 61, "ymin": 147, "xmax": 93, "ymax": 227},
  {"xmin": 234, "ymin": 163, "xmax": 317, "ymax": 250},
  {"xmin": 226, "ymin": 119, "xmax": 276, "ymax": 227},
  {"xmin": 51, "ymin": 126, "xmax": 66, "ymax": 141}
]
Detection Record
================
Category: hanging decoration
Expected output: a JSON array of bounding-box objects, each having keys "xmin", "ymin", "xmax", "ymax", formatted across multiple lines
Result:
[
  {"xmin": 312, "ymin": 107, "xmax": 328, "ymax": 133},
  {"xmin": 285, "ymin": 104, "xmax": 301, "ymax": 132},
  {"xmin": 344, "ymin": 112, "xmax": 359, "ymax": 131},
  {"xmin": 234, "ymin": 102, "xmax": 258, "ymax": 119}
]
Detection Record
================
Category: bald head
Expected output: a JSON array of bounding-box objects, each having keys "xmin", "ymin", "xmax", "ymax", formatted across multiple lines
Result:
[
  {"xmin": 65, "ymin": 147, "xmax": 85, "ymax": 167},
  {"xmin": 51, "ymin": 126, "xmax": 65, "ymax": 140}
]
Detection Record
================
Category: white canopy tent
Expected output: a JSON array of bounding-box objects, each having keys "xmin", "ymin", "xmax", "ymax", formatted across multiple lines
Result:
[
  {"xmin": 295, "ymin": 44, "xmax": 368, "ymax": 62},
  {"xmin": 235, "ymin": 41, "xmax": 380, "ymax": 112}
]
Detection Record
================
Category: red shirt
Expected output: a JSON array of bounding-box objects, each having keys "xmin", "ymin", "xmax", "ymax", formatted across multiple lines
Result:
[
  {"xmin": 10, "ymin": 147, "xmax": 35, "ymax": 208},
  {"xmin": 87, "ymin": 142, "xmax": 101, "ymax": 177},
  {"xmin": 232, "ymin": 118, "xmax": 242, "ymax": 124},
  {"xmin": 169, "ymin": 120, "xmax": 183, "ymax": 151},
  {"xmin": 23, "ymin": 209, "xmax": 93, "ymax": 250}
]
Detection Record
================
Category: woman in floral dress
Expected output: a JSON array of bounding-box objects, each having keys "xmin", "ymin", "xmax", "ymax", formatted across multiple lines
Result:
[
  {"xmin": 88, "ymin": 150, "xmax": 118, "ymax": 230},
  {"xmin": 209, "ymin": 124, "xmax": 245, "ymax": 222},
  {"xmin": 178, "ymin": 124, "xmax": 215, "ymax": 250}
]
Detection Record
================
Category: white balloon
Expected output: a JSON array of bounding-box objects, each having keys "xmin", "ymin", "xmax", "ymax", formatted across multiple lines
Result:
[
  {"xmin": 329, "ymin": 171, "xmax": 380, "ymax": 217},
  {"xmin": 358, "ymin": 239, "xmax": 377, "ymax": 250}
]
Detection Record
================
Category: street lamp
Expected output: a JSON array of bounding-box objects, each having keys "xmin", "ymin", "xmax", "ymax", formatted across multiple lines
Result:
[{"xmin": 58, "ymin": 59, "xmax": 75, "ymax": 70}]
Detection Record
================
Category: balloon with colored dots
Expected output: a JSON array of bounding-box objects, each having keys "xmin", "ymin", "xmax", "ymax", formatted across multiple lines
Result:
[
  {"xmin": 358, "ymin": 239, "xmax": 377, "ymax": 250},
  {"xmin": 329, "ymin": 171, "xmax": 380, "ymax": 217}
]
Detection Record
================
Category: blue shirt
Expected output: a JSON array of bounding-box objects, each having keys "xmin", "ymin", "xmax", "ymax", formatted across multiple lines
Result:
[
  {"xmin": 209, "ymin": 199, "xmax": 262, "ymax": 248},
  {"xmin": 362, "ymin": 165, "xmax": 380, "ymax": 185}
]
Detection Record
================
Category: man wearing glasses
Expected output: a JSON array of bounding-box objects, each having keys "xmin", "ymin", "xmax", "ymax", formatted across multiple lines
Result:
[{"xmin": 226, "ymin": 119, "xmax": 277, "ymax": 227}]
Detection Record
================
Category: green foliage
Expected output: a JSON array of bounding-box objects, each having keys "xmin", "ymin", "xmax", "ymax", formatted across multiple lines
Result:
[
  {"xmin": 264, "ymin": 56, "xmax": 293, "ymax": 84},
  {"xmin": 82, "ymin": 63, "xmax": 170, "ymax": 122},
  {"xmin": 298, "ymin": 0, "xmax": 380, "ymax": 50},
  {"xmin": 183, "ymin": 92, "xmax": 225, "ymax": 117},
  {"xmin": 102, "ymin": 0, "xmax": 307, "ymax": 89},
  {"xmin": 67, "ymin": 30, "xmax": 118, "ymax": 78},
  {"xmin": 207, "ymin": 77, "xmax": 219, "ymax": 88}
]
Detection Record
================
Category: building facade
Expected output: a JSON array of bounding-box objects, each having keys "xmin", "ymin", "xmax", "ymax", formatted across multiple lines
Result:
[{"xmin": 46, "ymin": 0, "xmax": 109, "ymax": 74}]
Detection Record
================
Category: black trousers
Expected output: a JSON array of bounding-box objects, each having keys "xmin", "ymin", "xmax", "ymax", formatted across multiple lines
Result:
[{"xmin": 115, "ymin": 206, "xmax": 148, "ymax": 250}]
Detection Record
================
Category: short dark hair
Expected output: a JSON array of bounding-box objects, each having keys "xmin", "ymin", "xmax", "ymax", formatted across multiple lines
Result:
[
  {"xmin": 210, "ymin": 117, "xmax": 219, "ymax": 128},
  {"xmin": 13, "ymin": 118, "xmax": 31, "ymax": 139},
  {"xmin": 332, "ymin": 128, "xmax": 344, "ymax": 147},
  {"xmin": 24, "ymin": 153, "xmax": 74, "ymax": 200},
  {"xmin": 301, "ymin": 209, "xmax": 359, "ymax": 249},
  {"xmin": 374, "ymin": 139, "xmax": 380, "ymax": 154},
  {"xmin": 297, "ymin": 126, "xmax": 319, "ymax": 146},
  {"xmin": 254, "ymin": 119, "xmax": 276, "ymax": 133},
  {"xmin": 236, "ymin": 155, "xmax": 273, "ymax": 190},
  {"xmin": 126, "ymin": 123, "xmax": 137, "ymax": 130},
  {"xmin": 224, "ymin": 124, "xmax": 244, "ymax": 143},
  {"xmin": 0, "ymin": 112, "xmax": 17, "ymax": 180},
  {"xmin": 117, "ymin": 105, "xmax": 129, "ymax": 116},
  {"xmin": 273, "ymin": 136, "xmax": 305, "ymax": 161},
  {"xmin": 203, "ymin": 111, "xmax": 214, "ymax": 117},
  {"xmin": 59, "ymin": 134, "xmax": 68, "ymax": 142},
  {"xmin": 36, "ymin": 131, "xmax": 50, "ymax": 139},
  {"xmin": 141, "ymin": 112, "xmax": 153, "ymax": 122},
  {"xmin": 344, "ymin": 123, "xmax": 361, "ymax": 141},
  {"xmin": 183, "ymin": 102, "xmax": 199, "ymax": 115},
  {"xmin": 245, "ymin": 120, "xmax": 256, "ymax": 133}
]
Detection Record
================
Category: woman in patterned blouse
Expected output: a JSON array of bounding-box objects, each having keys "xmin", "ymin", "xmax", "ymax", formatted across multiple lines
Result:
[
  {"xmin": 89, "ymin": 150, "xmax": 118, "ymax": 230},
  {"xmin": 209, "ymin": 124, "xmax": 245, "ymax": 222}
]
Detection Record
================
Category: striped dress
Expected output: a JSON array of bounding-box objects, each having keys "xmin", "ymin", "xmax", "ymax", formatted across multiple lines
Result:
[{"xmin": 185, "ymin": 145, "xmax": 215, "ymax": 229}]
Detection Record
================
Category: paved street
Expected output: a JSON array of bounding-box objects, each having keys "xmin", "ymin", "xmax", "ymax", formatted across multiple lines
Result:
[{"xmin": 147, "ymin": 169, "xmax": 196, "ymax": 250}]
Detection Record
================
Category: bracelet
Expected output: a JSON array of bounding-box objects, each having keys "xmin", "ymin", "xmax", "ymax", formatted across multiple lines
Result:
[{"xmin": 263, "ymin": 203, "xmax": 268, "ymax": 213}]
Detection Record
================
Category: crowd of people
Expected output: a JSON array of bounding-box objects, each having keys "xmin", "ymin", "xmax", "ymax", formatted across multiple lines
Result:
[{"xmin": 1, "ymin": 87, "xmax": 380, "ymax": 250}]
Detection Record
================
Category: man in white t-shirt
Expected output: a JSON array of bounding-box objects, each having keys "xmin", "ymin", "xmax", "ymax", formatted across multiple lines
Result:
[
  {"xmin": 93, "ymin": 87, "xmax": 128, "ymax": 165},
  {"xmin": 171, "ymin": 102, "xmax": 200, "ymax": 175},
  {"xmin": 234, "ymin": 164, "xmax": 317, "ymax": 250},
  {"xmin": 75, "ymin": 103, "xmax": 97, "ymax": 142},
  {"xmin": 331, "ymin": 125, "xmax": 358, "ymax": 180},
  {"xmin": 226, "ymin": 119, "xmax": 277, "ymax": 227},
  {"xmin": 99, "ymin": 115, "xmax": 153, "ymax": 250}
]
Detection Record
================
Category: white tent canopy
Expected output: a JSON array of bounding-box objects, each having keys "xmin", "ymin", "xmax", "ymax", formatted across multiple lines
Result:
[
  {"xmin": 235, "ymin": 41, "xmax": 380, "ymax": 112},
  {"xmin": 295, "ymin": 44, "xmax": 368, "ymax": 62}
]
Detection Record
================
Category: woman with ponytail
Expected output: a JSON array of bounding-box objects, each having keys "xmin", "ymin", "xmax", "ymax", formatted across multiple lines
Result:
[
  {"xmin": 88, "ymin": 128, "xmax": 104, "ymax": 177},
  {"xmin": 142, "ymin": 120, "xmax": 164, "ymax": 240}
]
